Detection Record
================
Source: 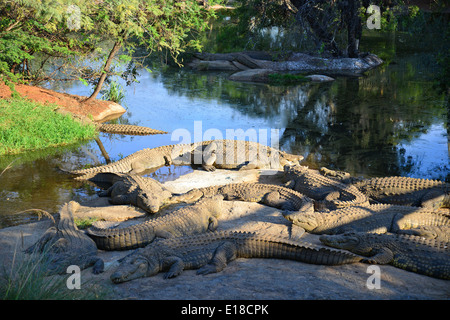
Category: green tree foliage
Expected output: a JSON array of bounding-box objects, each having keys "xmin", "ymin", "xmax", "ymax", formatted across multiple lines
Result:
[
  {"xmin": 0, "ymin": 0, "xmax": 95, "ymax": 84},
  {"xmin": 0, "ymin": 0, "xmax": 221, "ymax": 99},
  {"xmin": 82, "ymin": 0, "xmax": 221, "ymax": 102},
  {"xmin": 223, "ymin": 0, "xmax": 447, "ymax": 57}
]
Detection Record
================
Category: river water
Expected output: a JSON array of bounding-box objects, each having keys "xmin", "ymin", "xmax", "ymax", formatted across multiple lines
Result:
[{"xmin": 0, "ymin": 31, "xmax": 448, "ymax": 228}]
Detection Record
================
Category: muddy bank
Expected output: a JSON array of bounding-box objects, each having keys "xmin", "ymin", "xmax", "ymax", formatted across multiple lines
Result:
[
  {"xmin": 0, "ymin": 82, "xmax": 126, "ymax": 122},
  {"xmin": 0, "ymin": 169, "xmax": 448, "ymax": 300}
]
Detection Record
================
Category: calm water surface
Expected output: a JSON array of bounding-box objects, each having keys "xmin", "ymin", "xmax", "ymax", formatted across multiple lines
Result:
[{"xmin": 0, "ymin": 32, "xmax": 448, "ymax": 227}]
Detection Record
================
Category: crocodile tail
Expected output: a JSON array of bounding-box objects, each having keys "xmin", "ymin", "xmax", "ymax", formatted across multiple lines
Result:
[
  {"xmin": 86, "ymin": 223, "xmax": 156, "ymax": 251},
  {"xmin": 259, "ymin": 238, "xmax": 363, "ymax": 265},
  {"xmin": 98, "ymin": 124, "xmax": 168, "ymax": 136}
]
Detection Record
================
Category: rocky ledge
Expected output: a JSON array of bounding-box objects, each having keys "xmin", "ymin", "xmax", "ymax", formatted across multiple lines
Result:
[
  {"xmin": 188, "ymin": 51, "xmax": 383, "ymax": 83},
  {"xmin": 1, "ymin": 169, "xmax": 448, "ymax": 300}
]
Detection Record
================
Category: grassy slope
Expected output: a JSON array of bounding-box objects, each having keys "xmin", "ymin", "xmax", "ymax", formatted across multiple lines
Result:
[{"xmin": 0, "ymin": 97, "xmax": 97, "ymax": 155}]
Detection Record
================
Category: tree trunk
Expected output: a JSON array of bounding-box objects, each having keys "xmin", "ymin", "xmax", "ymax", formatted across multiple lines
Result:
[
  {"xmin": 346, "ymin": 0, "xmax": 362, "ymax": 58},
  {"xmin": 83, "ymin": 41, "xmax": 121, "ymax": 103}
]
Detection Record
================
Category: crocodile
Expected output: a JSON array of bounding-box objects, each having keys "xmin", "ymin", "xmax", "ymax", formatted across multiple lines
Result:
[
  {"xmin": 283, "ymin": 164, "xmax": 369, "ymax": 212},
  {"xmin": 67, "ymin": 139, "xmax": 304, "ymax": 180},
  {"xmin": 169, "ymin": 182, "xmax": 314, "ymax": 214},
  {"xmin": 398, "ymin": 225, "xmax": 450, "ymax": 242},
  {"xmin": 89, "ymin": 173, "xmax": 173, "ymax": 214},
  {"xmin": 85, "ymin": 196, "xmax": 223, "ymax": 251},
  {"xmin": 110, "ymin": 230, "xmax": 363, "ymax": 283},
  {"xmin": 172, "ymin": 139, "xmax": 304, "ymax": 172},
  {"xmin": 351, "ymin": 176, "xmax": 450, "ymax": 210},
  {"xmin": 284, "ymin": 203, "xmax": 450, "ymax": 236},
  {"xmin": 25, "ymin": 201, "xmax": 104, "ymax": 275},
  {"xmin": 96, "ymin": 123, "xmax": 168, "ymax": 136},
  {"xmin": 319, "ymin": 168, "xmax": 450, "ymax": 210},
  {"xmin": 320, "ymin": 232, "xmax": 450, "ymax": 280}
]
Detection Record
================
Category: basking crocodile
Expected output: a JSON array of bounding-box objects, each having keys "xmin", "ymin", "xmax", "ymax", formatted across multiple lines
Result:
[
  {"xmin": 25, "ymin": 201, "xmax": 104, "ymax": 275},
  {"xmin": 89, "ymin": 173, "xmax": 173, "ymax": 213},
  {"xmin": 284, "ymin": 203, "xmax": 450, "ymax": 236},
  {"xmin": 169, "ymin": 182, "xmax": 314, "ymax": 214},
  {"xmin": 68, "ymin": 139, "xmax": 304, "ymax": 180},
  {"xmin": 97, "ymin": 123, "xmax": 168, "ymax": 136},
  {"xmin": 86, "ymin": 196, "xmax": 223, "ymax": 251},
  {"xmin": 173, "ymin": 139, "xmax": 304, "ymax": 172},
  {"xmin": 319, "ymin": 168, "xmax": 450, "ymax": 210},
  {"xmin": 320, "ymin": 232, "xmax": 450, "ymax": 280},
  {"xmin": 399, "ymin": 225, "xmax": 450, "ymax": 242},
  {"xmin": 110, "ymin": 230, "xmax": 363, "ymax": 283},
  {"xmin": 352, "ymin": 176, "xmax": 450, "ymax": 210},
  {"xmin": 283, "ymin": 164, "xmax": 369, "ymax": 211}
]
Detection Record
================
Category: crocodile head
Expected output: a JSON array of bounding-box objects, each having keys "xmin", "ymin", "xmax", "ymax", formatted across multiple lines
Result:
[
  {"xmin": 171, "ymin": 144, "xmax": 196, "ymax": 166},
  {"xmin": 319, "ymin": 233, "xmax": 372, "ymax": 255},
  {"xmin": 280, "ymin": 153, "xmax": 304, "ymax": 165},
  {"xmin": 136, "ymin": 190, "xmax": 172, "ymax": 213},
  {"xmin": 110, "ymin": 252, "xmax": 160, "ymax": 284},
  {"xmin": 281, "ymin": 211, "xmax": 320, "ymax": 231}
]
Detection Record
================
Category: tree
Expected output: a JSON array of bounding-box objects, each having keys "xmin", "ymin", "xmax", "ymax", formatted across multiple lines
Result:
[
  {"xmin": 230, "ymin": 0, "xmax": 412, "ymax": 57},
  {"xmin": 0, "ymin": 0, "xmax": 221, "ymax": 102},
  {"xmin": 0, "ymin": 0, "xmax": 95, "ymax": 83},
  {"xmin": 82, "ymin": 0, "xmax": 220, "ymax": 103}
]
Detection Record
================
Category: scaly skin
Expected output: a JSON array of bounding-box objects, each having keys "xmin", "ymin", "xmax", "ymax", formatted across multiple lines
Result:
[
  {"xmin": 398, "ymin": 225, "xmax": 450, "ymax": 242},
  {"xmin": 97, "ymin": 124, "xmax": 168, "ymax": 136},
  {"xmin": 69, "ymin": 144, "xmax": 176, "ymax": 180},
  {"xmin": 89, "ymin": 173, "xmax": 173, "ymax": 213},
  {"xmin": 320, "ymin": 232, "xmax": 450, "ymax": 280},
  {"xmin": 352, "ymin": 176, "xmax": 450, "ymax": 210},
  {"xmin": 174, "ymin": 139, "xmax": 304, "ymax": 172},
  {"xmin": 110, "ymin": 230, "xmax": 363, "ymax": 283},
  {"xmin": 25, "ymin": 201, "xmax": 104, "ymax": 275},
  {"xmin": 86, "ymin": 196, "xmax": 223, "ymax": 251},
  {"xmin": 283, "ymin": 165, "xmax": 369, "ymax": 211},
  {"xmin": 285, "ymin": 204, "xmax": 450, "ymax": 236},
  {"xmin": 169, "ymin": 182, "xmax": 314, "ymax": 214},
  {"xmin": 319, "ymin": 168, "xmax": 450, "ymax": 210},
  {"xmin": 68, "ymin": 140, "xmax": 303, "ymax": 180}
]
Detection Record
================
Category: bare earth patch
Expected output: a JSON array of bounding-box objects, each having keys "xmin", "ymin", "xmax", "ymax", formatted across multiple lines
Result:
[{"xmin": 0, "ymin": 82, "xmax": 125, "ymax": 122}]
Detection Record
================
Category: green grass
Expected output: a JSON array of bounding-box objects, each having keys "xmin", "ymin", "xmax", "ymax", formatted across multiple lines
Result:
[
  {"xmin": 0, "ymin": 97, "xmax": 98, "ymax": 155},
  {"xmin": 0, "ymin": 248, "xmax": 107, "ymax": 300}
]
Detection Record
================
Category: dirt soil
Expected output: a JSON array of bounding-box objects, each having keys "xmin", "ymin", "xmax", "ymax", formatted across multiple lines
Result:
[
  {"xmin": 0, "ymin": 82, "xmax": 125, "ymax": 122},
  {"xmin": 0, "ymin": 169, "xmax": 448, "ymax": 301}
]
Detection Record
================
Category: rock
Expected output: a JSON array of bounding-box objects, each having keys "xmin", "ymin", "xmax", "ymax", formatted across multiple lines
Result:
[
  {"xmin": 75, "ymin": 197, "xmax": 147, "ymax": 221},
  {"xmin": 190, "ymin": 51, "xmax": 383, "ymax": 75},
  {"xmin": 228, "ymin": 69, "xmax": 275, "ymax": 83},
  {"xmin": 189, "ymin": 59, "xmax": 240, "ymax": 71},
  {"xmin": 305, "ymin": 74, "xmax": 335, "ymax": 82}
]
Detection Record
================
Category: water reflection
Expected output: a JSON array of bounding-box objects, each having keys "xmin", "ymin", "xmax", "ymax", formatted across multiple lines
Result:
[{"xmin": 0, "ymin": 32, "xmax": 448, "ymax": 227}]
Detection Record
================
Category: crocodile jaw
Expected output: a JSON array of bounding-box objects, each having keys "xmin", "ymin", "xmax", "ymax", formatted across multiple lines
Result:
[
  {"xmin": 282, "ymin": 211, "xmax": 319, "ymax": 231},
  {"xmin": 319, "ymin": 233, "xmax": 361, "ymax": 252},
  {"xmin": 110, "ymin": 257, "xmax": 150, "ymax": 283}
]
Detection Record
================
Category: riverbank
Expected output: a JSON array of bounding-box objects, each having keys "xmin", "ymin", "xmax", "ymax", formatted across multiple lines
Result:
[
  {"xmin": 0, "ymin": 82, "xmax": 126, "ymax": 155},
  {"xmin": 1, "ymin": 169, "xmax": 448, "ymax": 300},
  {"xmin": 0, "ymin": 96, "xmax": 98, "ymax": 155}
]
